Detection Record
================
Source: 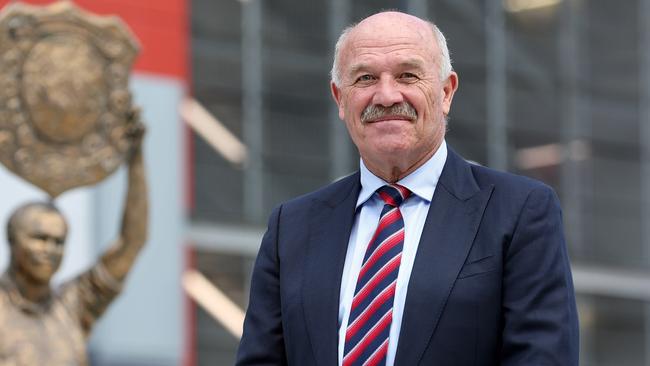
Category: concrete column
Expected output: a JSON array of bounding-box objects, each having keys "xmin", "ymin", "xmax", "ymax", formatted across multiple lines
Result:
[
  {"xmin": 559, "ymin": 0, "xmax": 586, "ymax": 254},
  {"xmin": 241, "ymin": 0, "xmax": 264, "ymax": 222},
  {"xmin": 639, "ymin": 0, "xmax": 650, "ymax": 363},
  {"xmin": 328, "ymin": 0, "xmax": 354, "ymax": 180},
  {"xmin": 486, "ymin": 1, "xmax": 508, "ymax": 170}
]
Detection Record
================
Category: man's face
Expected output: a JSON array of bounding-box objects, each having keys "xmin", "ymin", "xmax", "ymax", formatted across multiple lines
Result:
[
  {"xmin": 12, "ymin": 208, "xmax": 67, "ymax": 284},
  {"xmin": 331, "ymin": 13, "xmax": 458, "ymax": 179}
]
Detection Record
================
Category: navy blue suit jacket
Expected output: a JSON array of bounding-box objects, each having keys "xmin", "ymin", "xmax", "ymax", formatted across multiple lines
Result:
[{"xmin": 236, "ymin": 148, "xmax": 579, "ymax": 365}]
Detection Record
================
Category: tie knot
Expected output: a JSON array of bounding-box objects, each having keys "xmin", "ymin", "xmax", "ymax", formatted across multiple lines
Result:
[{"xmin": 377, "ymin": 184, "xmax": 411, "ymax": 207}]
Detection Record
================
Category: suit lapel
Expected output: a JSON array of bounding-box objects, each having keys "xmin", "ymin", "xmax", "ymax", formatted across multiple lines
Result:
[
  {"xmin": 394, "ymin": 149, "xmax": 493, "ymax": 365},
  {"xmin": 302, "ymin": 173, "xmax": 360, "ymax": 366}
]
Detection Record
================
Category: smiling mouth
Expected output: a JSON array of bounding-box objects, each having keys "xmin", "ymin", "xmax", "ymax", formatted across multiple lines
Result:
[
  {"xmin": 366, "ymin": 115, "xmax": 415, "ymax": 123},
  {"xmin": 31, "ymin": 255, "xmax": 58, "ymax": 265}
]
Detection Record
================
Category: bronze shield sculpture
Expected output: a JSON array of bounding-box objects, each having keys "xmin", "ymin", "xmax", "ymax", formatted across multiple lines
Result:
[{"xmin": 0, "ymin": 1, "xmax": 140, "ymax": 197}]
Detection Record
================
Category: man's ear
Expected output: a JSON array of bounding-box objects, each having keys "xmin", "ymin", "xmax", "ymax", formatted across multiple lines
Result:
[
  {"xmin": 442, "ymin": 71, "xmax": 459, "ymax": 116},
  {"xmin": 330, "ymin": 82, "xmax": 345, "ymax": 120}
]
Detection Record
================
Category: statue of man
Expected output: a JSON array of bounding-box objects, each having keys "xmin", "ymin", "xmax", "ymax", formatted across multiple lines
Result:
[{"xmin": 0, "ymin": 124, "xmax": 147, "ymax": 366}]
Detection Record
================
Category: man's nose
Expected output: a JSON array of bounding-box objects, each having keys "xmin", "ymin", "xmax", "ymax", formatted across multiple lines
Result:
[{"xmin": 372, "ymin": 76, "xmax": 404, "ymax": 107}]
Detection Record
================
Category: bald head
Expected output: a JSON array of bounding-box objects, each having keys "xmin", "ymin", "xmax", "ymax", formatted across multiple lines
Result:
[
  {"xmin": 331, "ymin": 11, "xmax": 452, "ymax": 86},
  {"xmin": 7, "ymin": 202, "xmax": 66, "ymax": 247}
]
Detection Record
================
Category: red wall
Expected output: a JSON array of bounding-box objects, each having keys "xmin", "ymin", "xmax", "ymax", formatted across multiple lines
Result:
[{"xmin": 0, "ymin": 0, "xmax": 188, "ymax": 79}]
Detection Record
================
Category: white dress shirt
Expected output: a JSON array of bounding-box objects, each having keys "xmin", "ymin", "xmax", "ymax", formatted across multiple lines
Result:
[{"xmin": 337, "ymin": 140, "xmax": 448, "ymax": 366}]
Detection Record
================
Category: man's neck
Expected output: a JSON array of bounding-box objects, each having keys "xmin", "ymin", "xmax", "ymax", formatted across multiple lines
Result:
[
  {"xmin": 363, "ymin": 143, "xmax": 441, "ymax": 183},
  {"xmin": 7, "ymin": 266, "xmax": 52, "ymax": 305}
]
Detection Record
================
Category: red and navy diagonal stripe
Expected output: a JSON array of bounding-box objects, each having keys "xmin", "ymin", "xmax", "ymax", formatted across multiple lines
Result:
[{"xmin": 343, "ymin": 184, "xmax": 411, "ymax": 366}]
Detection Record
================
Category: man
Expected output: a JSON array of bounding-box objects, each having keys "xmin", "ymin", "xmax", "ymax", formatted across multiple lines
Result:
[
  {"xmin": 237, "ymin": 11, "xmax": 579, "ymax": 366},
  {"xmin": 0, "ymin": 123, "xmax": 147, "ymax": 365}
]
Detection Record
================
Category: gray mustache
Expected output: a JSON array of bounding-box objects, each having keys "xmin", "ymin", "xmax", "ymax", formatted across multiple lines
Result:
[{"xmin": 360, "ymin": 102, "xmax": 417, "ymax": 123}]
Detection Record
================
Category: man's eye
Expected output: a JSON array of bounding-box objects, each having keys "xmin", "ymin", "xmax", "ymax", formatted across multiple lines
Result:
[
  {"xmin": 356, "ymin": 74, "xmax": 375, "ymax": 83},
  {"xmin": 400, "ymin": 72, "xmax": 419, "ymax": 81}
]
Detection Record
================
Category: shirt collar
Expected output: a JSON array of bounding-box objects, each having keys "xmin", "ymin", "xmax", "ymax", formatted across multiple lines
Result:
[{"xmin": 356, "ymin": 139, "xmax": 448, "ymax": 208}]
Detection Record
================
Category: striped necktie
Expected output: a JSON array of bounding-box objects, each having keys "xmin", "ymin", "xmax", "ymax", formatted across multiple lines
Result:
[{"xmin": 343, "ymin": 184, "xmax": 411, "ymax": 366}]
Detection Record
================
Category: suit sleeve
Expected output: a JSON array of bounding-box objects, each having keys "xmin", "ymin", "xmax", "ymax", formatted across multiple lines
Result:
[
  {"xmin": 236, "ymin": 205, "xmax": 288, "ymax": 366},
  {"xmin": 500, "ymin": 186, "xmax": 580, "ymax": 365}
]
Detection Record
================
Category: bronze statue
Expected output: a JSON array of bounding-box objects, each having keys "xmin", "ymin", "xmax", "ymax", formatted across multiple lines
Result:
[
  {"xmin": 0, "ymin": 2, "xmax": 148, "ymax": 365},
  {"xmin": 0, "ymin": 125, "xmax": 146, "ymax": 365}
]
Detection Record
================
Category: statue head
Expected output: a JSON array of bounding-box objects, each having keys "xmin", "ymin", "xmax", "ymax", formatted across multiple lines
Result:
[{"xmin": 6, "ymin": 202, "xmax": 68, "ymax": 284}]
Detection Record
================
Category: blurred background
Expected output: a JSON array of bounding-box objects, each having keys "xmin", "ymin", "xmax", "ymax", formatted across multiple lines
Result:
[{"xmin": 0, "ymin": 0, "xmax": 649, "ymax": 365}]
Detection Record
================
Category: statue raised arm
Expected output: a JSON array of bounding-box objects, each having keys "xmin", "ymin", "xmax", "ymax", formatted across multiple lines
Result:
[{"xmin": 100, "ymin": 118, "xmax": 148, "ymax": 283}]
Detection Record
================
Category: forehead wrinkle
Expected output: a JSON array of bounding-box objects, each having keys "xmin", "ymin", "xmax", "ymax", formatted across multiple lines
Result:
[
  {"xmin": 347, "ymin": 51, "xmax": 428, "ymax": 73},
  {"xmin": 350, "ymin": 37, "xmax": 429, "ymax": 52},
  {"xmin": 345, "ymin": 36, "xmax": 435, "ymax": 62}
]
